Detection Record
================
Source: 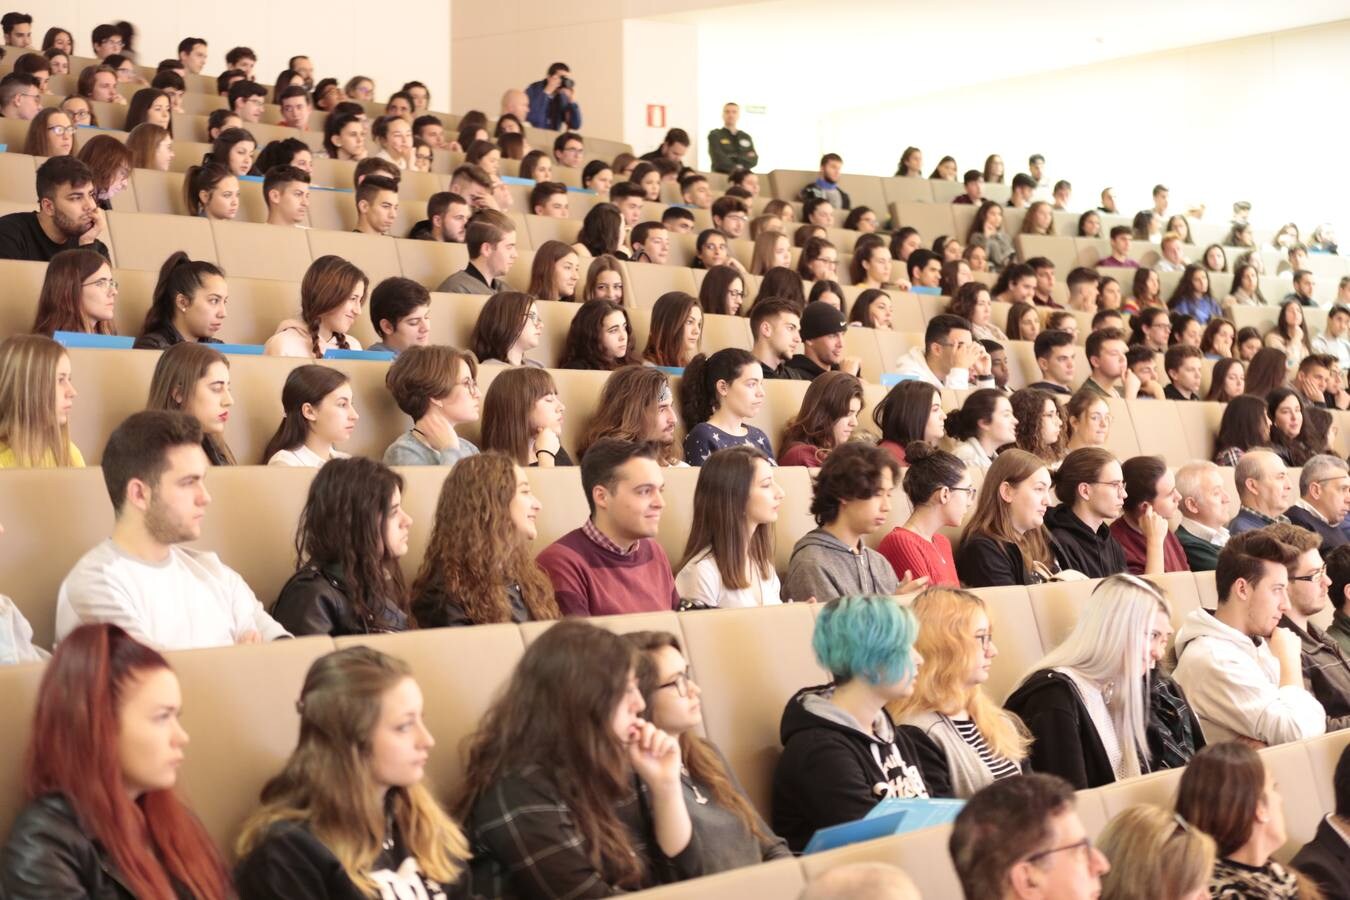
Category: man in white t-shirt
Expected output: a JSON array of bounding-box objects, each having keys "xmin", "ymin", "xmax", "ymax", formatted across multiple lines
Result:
[{"xmin": 57, "ymin": 411, "xmax": 289, "ymax": 650}]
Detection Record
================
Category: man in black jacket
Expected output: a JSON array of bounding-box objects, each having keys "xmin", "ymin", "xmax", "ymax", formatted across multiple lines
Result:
[
  {"xmin": 1044, "ymin": 447, "xmax": 1128, "ymax": 579},
  {"xmin": 1293, "ymin": 742, "xmax": 1350, "ymax": 900},
  {"xmin": 1288, "ymin": 454, "xmax": 1350, "ymax": 550}
]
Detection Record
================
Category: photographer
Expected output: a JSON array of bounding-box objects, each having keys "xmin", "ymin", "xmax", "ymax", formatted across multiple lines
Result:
[{"xmin": 526, "ymin": 62, "xmax": 582, "ymax": 131}]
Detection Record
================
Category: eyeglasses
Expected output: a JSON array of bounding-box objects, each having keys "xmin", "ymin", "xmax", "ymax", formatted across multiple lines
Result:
[
  {"xmin": 727, "ymin": 289, "xmax": 745, "ymax": 299},
  {"xmin": 1291, "ymin": 566, "xmax": 1328, "ymax": 583},
  {"xmin": 949, "ymin": 485, "xmax": 977, "ymax": 498},
  {"xmin": 456, "ymin": 376, "xmax": 479, "ymax": 395},
  {"xmin": 523, "ymin": 310, "xmax": 542, "ymax": 324},
  {"xmin": 1023, "ymin": 836, "xmax": 1094, "ymax": 865},
  {"xmin": 972, "ymin": 632, "xmax": 994, "ymax": 649},
  {"xmin": 20, "ymin": 92, "xmax": 40, "ymax": 102},
  {"xmin": 82, "ymin": 277, "xmax": 118, "ymax": 292},
  {"xmin": 657, "ymin": 668, "xmax": 693, "ymax": 698},
  {"xmin": 1091, "ymin": 480, "xmax": 1126, "ymax": 491},
  {"xmin": 47, "ymin": 125, "xmax": 75, "ymax": 136},
  {"xmin": 66, "ymin": 109, "xmax": 92, "ymax": 122}
]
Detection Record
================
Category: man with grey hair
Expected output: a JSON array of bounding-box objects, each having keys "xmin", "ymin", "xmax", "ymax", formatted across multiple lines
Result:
[
  {"xmin": 1229, "ymin": 449, "xmax": 1293, "ymax": 535},
  {"xmin": 1175, "ymin": 461, "xmax": 1232, "ymax": 571},
  {"xmin": 1288, "ymin": 454, "xmax": 1350, "ymax": 549},
  {"xmin": 799, "ymin": 862, "xmax": 921, "ymax": 900}
]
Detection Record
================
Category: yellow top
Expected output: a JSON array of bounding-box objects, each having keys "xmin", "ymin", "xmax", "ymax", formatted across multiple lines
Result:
[{"xmin": 0, "ymin": 441, "xmax": 86, "ymax": 469}]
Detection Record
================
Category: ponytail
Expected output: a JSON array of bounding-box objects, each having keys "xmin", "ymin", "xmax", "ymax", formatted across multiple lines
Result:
[
  {"xmin": 945, "ymin": 388, "xmax": 1004, "ymax": 442},
  {"xmin": 182, "ymin": 163, "xmax": 232, "ymax": 217},
  {"xmin": 679, "ymin": 347, "xmax": 755, "ymax": 427},
  {"xmin": 141, "ymin": 252, "xmax": 226, "ymax": 338},
  {"xmin": 261, "ymin": 365, "xmax": 350, "ymax": 463}
]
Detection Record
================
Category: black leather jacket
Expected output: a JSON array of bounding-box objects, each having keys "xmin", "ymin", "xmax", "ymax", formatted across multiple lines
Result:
[
  {"xmin": 1, "ymin": 793, "xmax": 191, "ymax": 899},
  {"xmin": 270, "ymin": 565, "xmax": 409, "ymax": 637}
]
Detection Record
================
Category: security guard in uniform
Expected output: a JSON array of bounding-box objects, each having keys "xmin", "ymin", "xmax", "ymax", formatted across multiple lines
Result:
[{"xmin": 707, "ymin": 101, "xmax": 758, "ymax": 174}]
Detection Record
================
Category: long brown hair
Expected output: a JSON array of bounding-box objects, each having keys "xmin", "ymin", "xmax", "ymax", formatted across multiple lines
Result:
[
  {"xmin": 145, "ymin": 343, "xmax": 237, "ymax": 465},
  {"xmin": 0, "ymin": 334, "xmax": 73, "ymax": 466},
  {"xmin": 261, "ymin": 365, "xmax": 351, "ymax": 462},
  {"xmin": 559, "ymin": 300, "xmax": 639, "ymax": 370},
  {"xmin": 1175, "ymin": 741, "xmax": 1269, "ymax": 858},
  {"xmin": 677, "ymin": 445, "xmax": 776, "ymax": 589},
  {"xmin": 749, "ymin": 230, "xmax": 788, "ymax": 276},
  {"xmin": 628, "ymin": 630, "xmax": 774, "ymax": 842},
  {"xmin": 479, "ymin": 366, "xmax": 562, "ymax": 465},
  {"xmin": 126, "ymin": 122, "xmax": 170, "ymax": 170},
  {"xmin": 33, "ymin": 248, "xmax": 115, "ymax": 336},
  {"xmin": 643, "ymin": 291, "xmax": 699, "ymax": 366},
  {"xmin": 526, "ymin": 240, "xmax": 579, "ymax": 301},
  {"xmin": 454, "ymin": 620, "xmax": 645, "ymax": 888},
  {"xmin": 581, "ymin": 254, "xmax": 625, "ymax": 304},
  {"xmin": 237, "ymin": 646, "xmax": 467, "ymax": 894},
  {"xmin": 22, "ymin": 107, "xmax": 71, "ymax": 157},
  {"xmin": 411, "ymin": 453, "xmax": 559, "ymax": 624},
  {"xmin": 781, "ymin": 371, "xmax": 863, "ymax": 461},
  {"xmin": 961, "ymin": 448, "xmax": 1055, "ymax": 572},
  {"xmin": 76, "ymin": 133, "xmax": 131, "ymax": 195},
  {"xmin": 26, "ymin": 624, "xmax": 231, "ymax": 900},
  {"xmin": 1007, "ymin": 388, "xmax": 1064, "ymax": 463},
  {"xmin": 470, "ymin": 291, "xmax": 533, "ymax": 363},
  {"xmin": 300, "ymin": 255, "xmax": 367, "ymax": 359},
  {"xmin": 292, "ymin": 457, "xmax": 411, "ymax": 628},
  {"xmin": 578, "ymin": 366, "xmax": 679, "ymax": 465}
]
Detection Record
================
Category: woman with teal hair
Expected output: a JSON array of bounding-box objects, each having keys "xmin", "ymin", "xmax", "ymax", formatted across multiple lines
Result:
[{"xmin": 770, "ymin": 595, "xmax": 953, "ymax": 852}]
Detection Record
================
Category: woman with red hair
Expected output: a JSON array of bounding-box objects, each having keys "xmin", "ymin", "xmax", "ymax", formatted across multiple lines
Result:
[{"xmin": 1, "ymin": 623, "xmax": 230, "ymax": 899}]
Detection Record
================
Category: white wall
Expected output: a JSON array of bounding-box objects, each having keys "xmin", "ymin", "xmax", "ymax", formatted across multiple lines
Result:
[
  {"xmin": 621, "ymin": 19, "xmax": 698, "ymax": 160},
  {"xmin": 698, "ymin": 17, "xmax": 1350, "ymax": 230},
  {"xmin": 31, "ymin": 1, "xmax": 450, "ymax": 110}
]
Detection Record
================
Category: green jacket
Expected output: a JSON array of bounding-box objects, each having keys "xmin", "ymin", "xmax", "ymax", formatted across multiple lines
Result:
[
  {"xmin": 1328, "ymin": 609, "xmax": 1350, "ymax": 658},
  {"xmin": 707, "ymin": 127, "xmax": 757, "ymax": 174},
  {"xmin": 1176, "ymin": 525, "xmax": 1221, "ymax": 572}
]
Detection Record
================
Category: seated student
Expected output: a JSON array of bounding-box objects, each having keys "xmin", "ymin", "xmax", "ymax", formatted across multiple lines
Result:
[
  {"xmin": 1294, "ymin": 744, "xmax": 1350, "ymax": 900},
  {"xmin": 125, "ymin": 123, "xmax": 173, "ymax": 173},
  {"xmin": 892, "ymin": 588, "xmax": 1029, "ymax": 797},
  {"xmin": 1007, "ymin": 387, "xmax": 1066, "ymax": 466},
  {"xmin": 351, "ymin": 174, "xmax": 400, "ymax": 236},
  {"xmin": 1109, "ymin": 455, "xmax": 1189, "ymax": 575},
  {"xmin": 23, "ymin": 107, "xmax": 75, "ymax": 160},
  {"xmin": 749, "ymin": 230, "xmax": 792, "ymax": 277},
  {"xmin": 1079, "ymin": 327, "xmax": 1130, "ymax": 398},
  {"xmin": 629, "ymin": 629, "xmax": 791, "ymax": 869},
  {"xmin": 1064, "ymin": 389, "xmax": 1113, "ymax": 453},
  {"xmin": 1213, "ymin": 394, "xmax": 1272, "ymax": 467},
  {"xmin": 846, "ymin": 288, "xmax": 894, "ymax": 330},
  {"xmin": 146, "ymin": 343, "xmax": 237, "ymax": 466},
  {"xmin": 529, "ymin": 181, "xmax": 569, "ymax": 218},
  {"xmin": 469, "ymin": 291, "xmax": 545, "ymax": 368},
  {"xmin": 1097, "ymin": 808, "xmax": 1216, "ymax": 900},
  {"xmin": 630, "ymin": 221, "xmax": 671, "ymax": 266},
  {"xmin": 57, "ymin": 411, "xmax": 288, "ymax": 648},
  {"xmin": 411, "ymin": 191, "xmax": 469, "ymax": 242},
  {"xmin": 263, "ymin": 255, "xmax": 367, "ymax": 356},
  {"xmin": 1162, "ymin": 344, "xmax": 1204, "ymax": 401},
  {"xmin": 1313, "ymin": 304, "xmax": 1350, "ymax": 370},
  {"xmin": 410, "ymin": 453, "xmax": 558, "ymax": 627},
  {"xmin": 1064, "ymin": 266, "xmax": 1100, "ymax": 312},
  {"xmin": 574, "ymin": 202, "xmax": 628, "ymax": 260},
  {"xmin": 365, "ymin": 277, "xmax": 431, "ymax": 355},
  {"xmin": 1005, "ymin": 575, "xmax": 1170, "ymax": 788},
  {"xmin": 578, "ymin": 367, "xmax": 683, "ymax": 467},
  {"xmin": 262, "ymin": 366, "xmax": 357, "ymax": 466},
  {"xmin": 180, "ymin": 163, "xmax": 240, "ymax": 222},
  {"xmin": 773, "ymin": 594, "xmax": 951, "ymax": 852},
  {"xmin": 31, "ymin": 247, "xmax": 117, "ymax": 337},
  {"xmin": 905, "ymin": 248, "xmax": 942, "ymax": 293},
  {"xmin": 1098, "ymin": 225, "xmax": 1140, "ymax": 268},
  {"xmin": 946, "ymin": 388, "xmax": 1017, "ymax": 475},
  {"xmin": 527, "ymin": 240, "xmax": 581, "ymax": 301},
  {"xmin": 234, "ymin": 646, "xmax": 469, "ymax": 898},
  {"xmin": 680, "ymin": 348, "xmax": 774, "ymax": 465},
  {"xmin": 481, "ymin": 366, "xmax": 573, "ymax": 467},
  {"xmin": 1175, "ymin": 461, "xmax": 1234, "ymax": 572},
  {"xmin": 662, "ymin": 204, "xmax": 697, "ymax": 235},
  {"xmin": 437, "ymin": 210, "xmax": 516, "ymax": 294},
  {"xmin": 674, "ymin": 445, "xmax": 783, "ymax": 608},
  {"xmin": 371, "ymin": 114, "xmax": 416, "ymax": 170},
  {"xmin": 1, "ymin": 623, "xmax": 231, "ymax": 897},
  {"xmin": 12, "ymin": 170, "xmax": 106, "ymax": 268},
  {"xmin": 559, "ymin": 299, "xmax": 639, "ymax": 371},
  {"xmin": 783, "ymin": 443, "xmax": 911, "ymax": 602},
  {"xmin": 383, "ymin": 346, "xmax": 480, "ymax": 467},
  {"xmin": 947, "ymin": 282, "xmax": 1008, "ymax": 343},
  {"xmin": 779, "ymin": 371, "xmax": 864, "ymax": 467},
  {"xmin": 0, "ymin": 334, "xmax": 83, "ymax": 468},
  {"xmin": 449, "ymin": 163, "xmax": 497, "ymax": 212},
  {"xmin": 894, "ymin": 313, "xmax": 993, "ymax": 390},
  {"xmin": 261, "ymin": 164, "xmax": 310, "ymax": 228},
  {"xmin": 873, "ymin": 381, "xmax": 945, "ymax": 466},
  {"xmin": 697, "ymin": 264, "xmax": 746, "ymax": 318},
  {"xmin": 134, "ymin": 252, "xmax": 228, "ymax": 350},
  {"xmin": 1045, "ymin": 310, "xmax": 1079, "ymax": 342},
  {"xmin": 1229, "ymin": 448, "xmax": 1294, "ymax": 534},
  {"xmin": 320, "ymin": 112, "xmax": 366, "ymax": 162},
  {"xmin": 1287, "ymin": 454, "xmax": 1350, "ymax": 549},
  {"xmin": 1176, "ymin": 742, "xmax": 1318, "ymax": 899},
  {"xmin": 748, "ymin": 297, "xmax": 803, "ymax": 380},
  {"xmin": 1044, "ymin": 447, "xmax": 1128, "ymax": 579},
  {"xmin": 956, "ymin": 449, "xmax": 1059, "ymax": 587},
  {"xmin": 784, "ymin": 302, "xmax": 863, "ymax": 380},
  {"xmin": 1267, "ymin": 387, "xmax": 1312, "ymax": 467},
  {"xmin": 1026, "ymin": 329, "xmax": 1076, "ymax": 395},
  {"xmin": 879, "ymin": 443, "xmax": 972, "ymax": 587},
  {"xmin": 79, "ymin": 133, "xmax": 133, "ymax": 211},
  {"xmin": 1174, "ymin": 530, "xmax": 1327, "ymax": 744},
  {"xmin": 456, "ymin": 620, "xmax": 698, "ymax": 894},
  {"xmin": 271, "ymin": 459, "xmax": 412, "ymax": 637},
  {"xmin": 950, "ymin": 773, "xmax": 1110, "ymax": 900}
]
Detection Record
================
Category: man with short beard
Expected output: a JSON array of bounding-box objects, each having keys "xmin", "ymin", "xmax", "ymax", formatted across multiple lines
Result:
[{"xmin": 0, "ymin": 156, "xmax": 108, "ymax": 260}]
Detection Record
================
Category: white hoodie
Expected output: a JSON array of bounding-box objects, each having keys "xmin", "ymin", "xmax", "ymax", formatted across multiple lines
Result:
[{"xmin": 1172, "ymin": 607, "xmax": 1326, "ymax": 745}]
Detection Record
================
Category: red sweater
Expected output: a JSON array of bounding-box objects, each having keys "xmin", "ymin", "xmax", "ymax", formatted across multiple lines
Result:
[
  {"xmin": 535, "ymin": 527, "xmax": 680, "ymax": 617},
  {"xmin": 877, "ymin": 527, "xmax": 960, "ymax": 587},
  {"xmin": 1108, "ymin": 517, "xmax": 1190, "ymax": 575}
]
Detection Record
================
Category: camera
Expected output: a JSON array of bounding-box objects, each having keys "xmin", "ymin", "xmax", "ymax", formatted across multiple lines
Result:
[{"xmin": 559, "ymin": 76, "xmax": 574, "ymax": 90}]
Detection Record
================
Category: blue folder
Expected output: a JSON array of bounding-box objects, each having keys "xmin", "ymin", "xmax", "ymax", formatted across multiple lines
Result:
[
  {"xmin": 211, "ymin": 343, "xmax": 265, "ymax": 356},
  {"xmin": 803, "ymin": 798, "xmax": 966, "ymax": 854},
  {"xmin": 323, "ymin": 348, "xmax": 395, "ymax": 361},
  {"xmin": 53, "ymin": 332, "xmax": 133, "ymax": 350},
  {"xmin": 880, "ymin": 372, "xmax": 919, "ymax": 388}
]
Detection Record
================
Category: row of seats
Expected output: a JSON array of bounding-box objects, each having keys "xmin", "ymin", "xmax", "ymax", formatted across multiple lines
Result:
[{"xmin": 0, "ymin": 587, "xmax": 1341, "ymax": 900}]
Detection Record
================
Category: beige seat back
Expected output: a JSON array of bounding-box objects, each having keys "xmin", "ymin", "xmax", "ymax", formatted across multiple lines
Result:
[
  {"xmin": 395, "ymin": 238, "xmax": 468, "ymax": 290},
  {"xmin": 631, "ymin": 857, "xmax": 805, "ymax": 899},
  {"xmin": 106, "ymin": 211, "xmax": 218, "ymax": 271},
  {"xmin": 800, "ymin": 823, "xmax": 961, "ymax": 899},
  {"xmin": 212, "ymin": 219, "xmax": 313, "ymax": 282}
]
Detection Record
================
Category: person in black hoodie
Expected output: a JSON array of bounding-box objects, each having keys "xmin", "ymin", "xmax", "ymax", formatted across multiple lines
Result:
[
  {"xmin": 1292, "ymin": 741, "xmax": 1350, "ymax": 900},
  {"xmin": 271, "ymin": 458, "xmax": 414, "ymax": 636},
  {"xmin": 773, "ymin": 595, "xmax": 953, "ymax": 852},
  {"xmin": 235, "ymin": 646, "xmax": 471, "ymax": 898},
  {"xmin": 1005, "ymin": 574, "xmax": 1170, "ymax": 789},
  {"xmin": 1044, "ymin": 446, "xmax": 1129, "ymax": 579}
]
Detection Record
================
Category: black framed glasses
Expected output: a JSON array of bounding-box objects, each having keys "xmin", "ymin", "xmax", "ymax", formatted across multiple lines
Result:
[
  {"xmin": 1023, "ymin": 836, "xmax": 1093, "ymax": 865},
  {"xmin": 1291, "ymin": 566, "xmax": 1327, "ymax": 583},
  {"xmin": 656, "ymin": 668, "xmax": 692, "ymax": 698}
]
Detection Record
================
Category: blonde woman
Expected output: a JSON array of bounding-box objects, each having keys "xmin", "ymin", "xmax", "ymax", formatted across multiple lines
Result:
[
  {"xmin": 1096, "ymin": 804, "xmax": 1215, "ymax": 900},
  {"xmin": 235, "ymin": 646, "xmax": 469, "ymax": 898},
  {"xmin": 0, "ymin": 334, "xmax": 83, "ymax": 468},
  {"xmin": 1004, "ymin": 574, "xmax": 1172, "ymax": 789},
  {"xmin": 892, "ymin": 588, "xmax": 1029, "ymax": 797}
]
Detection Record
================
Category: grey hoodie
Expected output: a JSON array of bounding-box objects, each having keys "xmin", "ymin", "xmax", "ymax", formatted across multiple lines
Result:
[{"xmin": 782, "ymin": 528, "xmax": 899, "ymax": 604}]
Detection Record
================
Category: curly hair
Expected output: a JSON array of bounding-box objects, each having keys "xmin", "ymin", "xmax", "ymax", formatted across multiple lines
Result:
[
  {"xmin": 558, "ymin": 300, "xmax": 639, "ymax": 371},
  {"xmin": 810, "ymin": 442, "xmax": 900, "ymax": 526},
  {"xmin": 1007, "ymin": 388, "xmax": 1065, "ymax": 463},
  {"xmin": 411, "ymin": 453, "xmax": 559, "ymax": 625},
  {"xmin": 577, "ymin": 367, "xmax": 679, "ymax": 465}
]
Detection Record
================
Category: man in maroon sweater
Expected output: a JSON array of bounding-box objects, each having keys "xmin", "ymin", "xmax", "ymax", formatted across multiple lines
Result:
[{"xmin": 536, "ymin": 438, "xmax": 681, "ymax": 616}]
